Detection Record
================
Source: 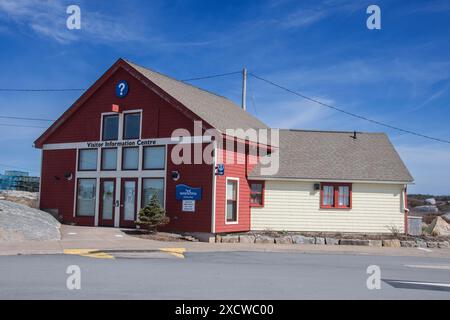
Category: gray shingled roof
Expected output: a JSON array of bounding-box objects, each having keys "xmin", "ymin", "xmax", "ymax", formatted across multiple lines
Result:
[
  {"xmin": 127, "ymin": 61, "xmax": 268, "ymax": 133},
  {"xmin": 249, "ymin": 130, "xmax": 413, "ymax": 183}
]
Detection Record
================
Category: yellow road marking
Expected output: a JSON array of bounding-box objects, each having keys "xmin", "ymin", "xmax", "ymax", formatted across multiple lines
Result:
[
  {"xmin": 159, "ymin": 247, "xmax": 186, "ymax": 259},
  {"xmin": 63, "ymin": 249, "xmax": 114, "ymax": 259}
]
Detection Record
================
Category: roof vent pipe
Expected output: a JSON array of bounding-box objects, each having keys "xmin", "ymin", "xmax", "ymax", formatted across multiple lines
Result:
[{"xmin": 352, "ymin": 131, "xmax": 357, "ymax": 139}]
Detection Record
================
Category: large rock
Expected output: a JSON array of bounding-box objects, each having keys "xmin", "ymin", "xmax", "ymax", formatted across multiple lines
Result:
[
  {"xmin": 368, "ymin": 240, "xmax": 382, "ymax": 247},
  {"xmin": 221, "ymin": 235, "xmax": 239, "ymax": 243},
  {"xmin": 292, "ymin": 235, "xmax": 315, "ymax": 244},
  {"xmin": 0, "ymin": 191, "xmax": 39, "ymax": 208},
  {"xmin": 425, "ymin": 198, "xmax": 436, "ymax": 205},
  {"xmin": 339, "ymin": 239, "xmax": 370, "ymax": 246},
  {"xmin": 427, "ymin": 242, "xmax": 438, "ymax": 248},
  {"xmin": 315, "ymin": 237, "xmax": 325, "ymax": 245},
  {"xmin": 382, "ymin": 239, "xmax": 401, "ymax": 247},
  {"xmin": 255, "ymin": 235, "xmax": 274, "ymax": 244},
  {"xmin": 0, "ymin": 200, "xmax": 60, "ymax": 241},
  {"xmin": 325, "ymin": 237, "xmax": 339, "ymax": 245},
  {"xmin": 426, "ymin": 216, "xmax": 450, "ymax": 236},
  {"xmin": 275, "ymin": 236, "xmax": 292, "ymax": 244},
  {"xmin": 239, "ymin": 235, "xmax": 255, "ymax": 244},
  {"xmin": 415, "ymin": 239, "xmax": 427, "ymax": 248},
  {"xmin": 438, "ymin": 241, "xmax": 450, "ymax": 249},
  {"xmin": 400, "ymin": 241, "xmax": 416, "ymax": 248}
]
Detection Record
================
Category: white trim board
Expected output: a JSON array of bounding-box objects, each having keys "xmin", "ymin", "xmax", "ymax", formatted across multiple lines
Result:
[
  {"xmin": 247, "ymin": 177, "xmax": 413, "ymax": 185},
  {"xmin": 42, "ymin": 136, "xmax": 212, "ymax": 151}
]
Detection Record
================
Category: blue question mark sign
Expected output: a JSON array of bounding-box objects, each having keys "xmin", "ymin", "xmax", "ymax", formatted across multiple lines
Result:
[{"xmin": 115, "ymin": 80, "xmax": 129, "ymax": 98}]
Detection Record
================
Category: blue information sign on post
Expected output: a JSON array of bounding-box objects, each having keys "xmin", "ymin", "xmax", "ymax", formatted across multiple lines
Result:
[{"xmin": 175, "ymin": 184, "xmax": 202, "ymax": 201}]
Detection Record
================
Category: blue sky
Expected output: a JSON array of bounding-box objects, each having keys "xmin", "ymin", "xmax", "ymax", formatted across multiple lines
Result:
[{"xmin": 0, "ymin": 0, "xmax": 449, "ymax": 194}]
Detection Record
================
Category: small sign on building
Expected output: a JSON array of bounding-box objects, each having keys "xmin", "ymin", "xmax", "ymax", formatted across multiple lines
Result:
[
  {"xmin": 216, "ymin": 164, "xmax": 224, "ymax": 176},
  {"xmin": 175, "ymin": 184, "xmax": 202, "ymax": 201},
  {"xmin": 182, "ymin": 200, "xmax": 195, "ymax": 212},
  {"xmin": 115, "ymin": 80, "xmax": 129, "ymax": 98},
  {"xmin": 176, "ymin": 184, "xmax": 202, "ymax": 213}
]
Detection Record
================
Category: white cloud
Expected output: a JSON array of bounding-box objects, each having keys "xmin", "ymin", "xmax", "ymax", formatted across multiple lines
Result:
[
  {"xmin": 0, "ymin": 0, "xmax": 142, "ymax": 44},
  {"xmin": 280, "ymin": 9, "xmax": 327, "ymax": 29},
  {"xmin": 273, "ymin": 0, "xmax": 363, "ymax": 29},
  {"xmin": 271, "ymin": 97, "xmax": 336, "ymax": 128}
]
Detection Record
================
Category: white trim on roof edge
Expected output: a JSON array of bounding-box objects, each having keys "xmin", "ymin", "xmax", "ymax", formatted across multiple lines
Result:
[{"xmin": 247, "ymin": 177, "xmax": 414, "ymax": 184}]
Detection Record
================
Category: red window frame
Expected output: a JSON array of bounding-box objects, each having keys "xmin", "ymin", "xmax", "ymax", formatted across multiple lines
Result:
[
  {"xmin": 249, "ymin": 181, "xmax": 265, "ymax": 207},
  {"xmin": 320, "ymin": 183, "xmax": 352, "ymax": 209}
]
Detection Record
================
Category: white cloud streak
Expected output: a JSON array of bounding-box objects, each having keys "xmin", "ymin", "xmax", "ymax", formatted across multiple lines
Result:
[{"xmin": 0, "ymin": 0, "xmax": 142, "ymax": 44}]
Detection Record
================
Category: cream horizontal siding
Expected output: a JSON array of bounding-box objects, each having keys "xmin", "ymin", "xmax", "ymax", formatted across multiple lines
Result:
[{"xmin": 251, "ymin": 181, "xmax": 404, "ymax": 233}]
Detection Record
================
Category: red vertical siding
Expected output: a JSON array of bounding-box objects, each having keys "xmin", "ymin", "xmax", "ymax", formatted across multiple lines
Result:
[
  {"xmin": 44, "ymin": 67, "xmax": 197, "ymax": 144},
  {"xmin": 214, "ymin": 141, "xmax": 252, "ymax": 233},
  {"xmin": 164, "ymin": 143, "xmax": 213, "ymax": 233},
  {"xmin": 38, "ymin": 66, "xmax": 216, "ymax": 231},
  {"xmin": 40, "ymin": 149, "xmax": 78, "ymax": 223}
]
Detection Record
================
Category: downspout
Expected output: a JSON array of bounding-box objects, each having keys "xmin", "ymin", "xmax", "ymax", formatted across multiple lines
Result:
[
  {"xmin": 211, "ymin": 141, "xmax": 217, "ymax": 234},
  {"xmin": 404, "ymin": 185, "xmax": 409, "ymax": 235}
]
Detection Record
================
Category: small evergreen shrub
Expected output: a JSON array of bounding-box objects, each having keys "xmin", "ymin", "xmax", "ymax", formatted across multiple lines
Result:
[{"xmin": 136, "ymin": 194, "xmax": 169, "ymax": 232}]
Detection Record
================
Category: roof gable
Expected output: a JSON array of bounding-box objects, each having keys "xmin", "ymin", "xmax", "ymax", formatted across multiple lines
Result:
[{"xmin": 35, "ymin": 58, "xmax": 268, "ymax": 148}]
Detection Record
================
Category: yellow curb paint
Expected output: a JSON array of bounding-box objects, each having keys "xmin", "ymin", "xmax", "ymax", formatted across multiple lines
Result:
[
  {"xmin": 63, "ymin": 249, "xmax": 114, "ymax": 259},
  {"xmin": 159, "ymin": 247, "xmax": 186, "ymax": 259}
]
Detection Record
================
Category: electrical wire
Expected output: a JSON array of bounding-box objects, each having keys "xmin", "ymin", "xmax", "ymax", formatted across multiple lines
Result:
[
  {"xmin": 249, "ymin": 72, "xmax": 450, "ymax": 144},
  {"xmin": 0, "ymin": 123, "xmax": 48, "ymax": 129},
  {"xmin": 0, "ymin": 88, "xmax": 85, "ymax": 92},
  {"xmin": 181, "ymin": 71, "xmax": 241, "ymax": 82},
  {"xmin": 0, "ymin": 115, "xmax": 54, "ymax": 122}
]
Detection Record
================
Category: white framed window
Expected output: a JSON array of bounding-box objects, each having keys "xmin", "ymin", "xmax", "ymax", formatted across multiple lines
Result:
[
  {"xmin": 123, "ymin": 112, "xmax": 141, "ymax": 140},
  {"xmin": 78, "ymin": 149, "xmax": 98, "ymax": 171},
  {"xmin": 101, "ymin": 148, "xmax": 117, "ymax": 171},
  {"xmin": 76, "ymin": 178, "xmax": 96, "ymax": 217},
  {"xmin": 122, "ymin": 147, "xmax": 139, "ymax": 170},
  {"xmin": 142, "ymin": 178, "xmax": 165, "ymax": 208},
  {"xmin": 226, "ymin": 178, "xmax": 239, "ymax": 223},
  {"xmin": 102, "ymin": 114, "xmax": 119, "ymax": 141},
  {"xmin": 143, "ymin": 146, "xmax": 166, "ymax": 170}
]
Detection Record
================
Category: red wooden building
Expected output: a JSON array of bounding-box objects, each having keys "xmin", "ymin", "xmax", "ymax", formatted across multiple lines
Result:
[
  {"xmin": 35, "ymin": 59, "xmax": 413, "ymax": 237},
  {"xmin": 34, "ymin": 58, "xmax": 269, "ymax": 236}
]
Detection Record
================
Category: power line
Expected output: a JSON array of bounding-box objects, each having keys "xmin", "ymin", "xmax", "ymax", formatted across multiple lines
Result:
[
  {"xmin": 181, "ymin": 71, "xmax": 241, "ymax": 82},
  {"xmin": 0, "ymin": 71, "xmax": 241, "ymax": 91},
  {"xmin": 0, "ymin": 115, "xmax": 54, "ymax": 122},
  {"xmin": 249, "ymin": 72, "xmax": 450, "ymax": 144},
  {"xmin": 0, "ymin": 88, "xmax": 85, "ymax": 92},
  {"xmin": 0, "ymin": 123, "xmax": 48, "ymax": 129}
]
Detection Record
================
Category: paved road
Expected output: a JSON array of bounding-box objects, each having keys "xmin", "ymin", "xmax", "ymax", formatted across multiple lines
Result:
[{"xmin": 0, "ymin": 251, "xmax": 449, "ymax": 299}]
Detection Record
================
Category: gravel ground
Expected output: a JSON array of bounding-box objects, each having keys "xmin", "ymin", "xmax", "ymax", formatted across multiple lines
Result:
[{"xmin": 0, "ymin": 200, "xmax": 60, "ymax": 241}]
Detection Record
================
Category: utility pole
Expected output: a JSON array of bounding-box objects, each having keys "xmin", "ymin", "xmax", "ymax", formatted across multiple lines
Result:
[{"xmin": 241, "ymin": 67, "xmax": 247, "ymax": 111}]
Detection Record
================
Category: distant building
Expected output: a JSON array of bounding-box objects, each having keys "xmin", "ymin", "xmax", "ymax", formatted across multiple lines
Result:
[{"xmin": 0, "ymin": 170, "xmax": 40, "ymax": 192}]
